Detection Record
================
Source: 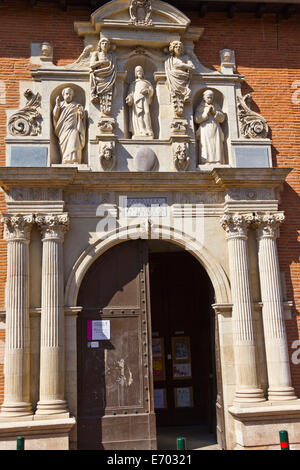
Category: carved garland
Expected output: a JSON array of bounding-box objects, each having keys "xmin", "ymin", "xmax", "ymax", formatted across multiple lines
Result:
[{"xmin": 8, "ymin": 89, "xmax": 42, "ymax": 137}]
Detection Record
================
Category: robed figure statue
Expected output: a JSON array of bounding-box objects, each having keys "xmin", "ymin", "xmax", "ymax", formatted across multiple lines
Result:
[
  {"xmin": 53, "ymin": 87, "xmax": 86, "ymax": 164},
  {"xmin": 126, "ymin": 65, "xmax": 154, "ymax": 138}
]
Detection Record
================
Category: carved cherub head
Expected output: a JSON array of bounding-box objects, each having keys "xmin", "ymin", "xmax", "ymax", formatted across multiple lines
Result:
[{"xmin": 169, "ymin": 40, "xmax": 184, "ymax": 57}]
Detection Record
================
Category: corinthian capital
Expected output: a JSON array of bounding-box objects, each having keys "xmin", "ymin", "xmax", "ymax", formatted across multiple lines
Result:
[
  {"xmin": 1, "ymin": 214, "xmax": 34, "ymax": 241},
  {"xmin": 36, "ymin": 213, "xmax": 69, "ymax": 241},
  {"xmin": 255, "ymin": 212, "xmax": 285, "ymax": 239},
  {"xmin": 221, "ymin": 213, "xmax": 254, "ymax": 239}
]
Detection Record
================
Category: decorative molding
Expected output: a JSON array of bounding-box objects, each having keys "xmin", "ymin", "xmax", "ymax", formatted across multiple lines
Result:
[
  {"xmin": 237, "ymin": 94, "xmax": 269, "ymax": 139},
  {"xmin": 8, "ymin": 90, "xmax": 42, "ymax": 137}
]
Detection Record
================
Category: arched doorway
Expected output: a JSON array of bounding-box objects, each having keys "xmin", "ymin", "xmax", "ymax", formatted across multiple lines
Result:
[{"xmin": 76, "ymin": 239, "xmax": 221, "ymax": 450}]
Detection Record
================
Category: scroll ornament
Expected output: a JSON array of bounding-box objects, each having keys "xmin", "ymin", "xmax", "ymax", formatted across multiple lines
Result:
[
  {"xmin": 237, "ymin": 94, "xmax": 268, "ymax": 139},
  {"xmin": 8, "ymin": 89, "xmax": 42, "ymax": 136}
]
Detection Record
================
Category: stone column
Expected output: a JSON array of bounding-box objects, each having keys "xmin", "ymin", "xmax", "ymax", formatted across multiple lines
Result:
[
  {"xmin": 255, "ymin": 212, "xmax": 297, "ymax": 401},
  {"xmin": 0, "ymin": 214, "xmax": 34, "ymax": 418},
  {"xmin": 221, "ymin": 213, "xmax": 265, "ymax": 403},
  {"xmin": 35, "ymin": 213, "xmax": 69, "ymax": 416}
]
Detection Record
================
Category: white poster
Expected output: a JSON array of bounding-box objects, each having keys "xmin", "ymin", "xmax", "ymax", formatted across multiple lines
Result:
[
  {"xmin": 92, "ymin": 320, "xmax": 110, "ymax": 340},
  {"xmin": 154, "ymin": 389, "xmax": 166, "ymax": 409}
]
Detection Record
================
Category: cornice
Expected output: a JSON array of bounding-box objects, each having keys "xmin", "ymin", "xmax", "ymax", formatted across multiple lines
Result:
[{"xmin": 0, "ymin": 167, "xmax": 291, "ymax": 193}]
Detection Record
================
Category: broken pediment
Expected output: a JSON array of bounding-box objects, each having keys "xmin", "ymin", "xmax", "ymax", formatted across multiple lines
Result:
[{"xmin": 74, "ymin": 0, "xmax": 203, "ymax": 47}]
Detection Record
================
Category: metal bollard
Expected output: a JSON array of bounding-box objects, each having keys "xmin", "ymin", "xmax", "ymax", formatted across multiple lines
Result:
[
  {"xmin": 177, "ymin": 437, "xmax": 186, "ymax": 450},
  {"xmin": 16, "ymin": 436, "xmax": 24, "ymax": 450},
  {"xmin": 279, "ymin": 430, "xmax": 289, "ymax": 450}
]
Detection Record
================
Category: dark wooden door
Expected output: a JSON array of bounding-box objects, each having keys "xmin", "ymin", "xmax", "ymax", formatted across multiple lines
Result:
[
  {"xmin": 77, "ymin": 240, "xmax": 156, "ymax": 450},
  {"xmin": 149, "ymin": 251, "xmax": 216, "ymax": 429}
]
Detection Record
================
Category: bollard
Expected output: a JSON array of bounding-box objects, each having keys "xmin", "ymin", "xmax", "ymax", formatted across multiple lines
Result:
[
  {"xmin": 177, "ymin": 437, "xmax": 186, "ymax": 450},
  {"xmin": 16, "ymin": 436, "xmax": 24, "ymax": 450},
  {"xmin": 279, "ymin": 430, "xmax": 289, "ymax": 450}
]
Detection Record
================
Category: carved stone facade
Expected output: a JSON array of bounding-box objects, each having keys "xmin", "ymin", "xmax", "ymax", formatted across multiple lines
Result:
[{"xmin": 1, "ymin": 0, "xmax": 300, "ymax": 453}]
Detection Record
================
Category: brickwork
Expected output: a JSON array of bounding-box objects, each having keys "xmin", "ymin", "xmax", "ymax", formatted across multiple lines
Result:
[{"xmin": 0, "ymin": 1, "xmax": 300, "ymax": 404}]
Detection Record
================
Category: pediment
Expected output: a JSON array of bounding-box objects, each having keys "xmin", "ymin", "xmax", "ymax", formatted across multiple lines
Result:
[{"xmin": 74, "ymin": 0, "xmax": 197, "ymax": 45}]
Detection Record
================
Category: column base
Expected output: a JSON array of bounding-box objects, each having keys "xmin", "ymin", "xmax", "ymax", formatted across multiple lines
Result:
[
  {"xmin": 0, "ymin": 402, "xmax": 33, "ymax": 420},
  {"xmin": 35, "ymin": 399, "xmax": 69, "ymax": 418},
  {"xmin": 234, "ymin": 388, "xmax": 266, "ymax": 404},
  {"xmin": 268, "ymin": 386, "xmax": 298, "ymax": 401}
]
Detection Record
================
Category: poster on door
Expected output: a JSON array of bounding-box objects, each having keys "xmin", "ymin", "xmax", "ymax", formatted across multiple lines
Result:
[
  {"xmin": 171, "ymin": 336, "xmax": 192, "ymax": 379},
  {"xmin": 152, "ymin": 338, "xmax": 166, "ymax": 381}
]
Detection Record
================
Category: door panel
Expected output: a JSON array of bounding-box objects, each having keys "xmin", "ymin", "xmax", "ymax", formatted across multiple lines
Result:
[{"xmin": 77, "ymin": 240, "xmax": 156, "ymax": 450}]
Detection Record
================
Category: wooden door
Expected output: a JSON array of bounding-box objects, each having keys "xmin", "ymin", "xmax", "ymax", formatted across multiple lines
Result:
[{"xmin": 77, "ymin": 240, "xmax": 156, "ymax": 450}]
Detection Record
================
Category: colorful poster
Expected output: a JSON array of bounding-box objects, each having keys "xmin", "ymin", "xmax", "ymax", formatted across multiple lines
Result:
[
  {"xmin": 152, "ymin": 338, "xmax": 162, "ymax": 357},
  {"xmin": 175, "ymin": 341, "xmax": 188, "ymax": 360},
  {"xmin": 173, "ymin": 363, "xmax": 192, "ymax": 379},
  {"xmin": 153, "ymin": 357, "xmax": 163, "ymax": 376}
]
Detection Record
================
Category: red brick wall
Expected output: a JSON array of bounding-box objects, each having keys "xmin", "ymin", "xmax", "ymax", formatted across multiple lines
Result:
[{"xmin": 0, "ymin": 2, "xmax": 300, "ymax": 404}]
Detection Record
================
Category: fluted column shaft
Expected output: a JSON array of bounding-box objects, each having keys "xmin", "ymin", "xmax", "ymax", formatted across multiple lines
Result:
[
  {"xmin": 255, "ymin": 213, "xmax": 296, "ymax": 401},
  {"xmin": 35, "ymin": 214, "xmax": 69, "ymax": 416},
  {"xmin": 221, "ymin": 214, "xmax": 265, "ymax": 403},
  {"xmin": 0, "ymin": 214, "xmax": 34, "ymax": 418}
]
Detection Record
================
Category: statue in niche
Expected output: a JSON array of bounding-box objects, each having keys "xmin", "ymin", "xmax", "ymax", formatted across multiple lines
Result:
[
  {"xmin": 194, "ymin": 89, "xmax": 225, "ymax": 164},
  {"xmin": 90, "ymin": 37, "xmax": 116, "ymax": 115},
  {"xmin": 165, "ymin": 40, "xmax": 195, "ymax": 117},
  {"xmin": 129, "ymin": 0, "xmax": 152, "ymax": 25},
  {"xmin": 53, "ymin": 87, "xmax": 86, "ymax": 164},
  {"xmin": 126, "ymin": 65, "xmax": 154, "ymax": 138}
]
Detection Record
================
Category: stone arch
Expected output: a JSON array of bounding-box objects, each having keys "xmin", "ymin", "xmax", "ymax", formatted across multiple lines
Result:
[{"xmin": 65, "ymin": 222, "xmax": 231, "ymax": 307}]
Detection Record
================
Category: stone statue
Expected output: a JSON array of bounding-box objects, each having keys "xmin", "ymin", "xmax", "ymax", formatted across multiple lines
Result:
[
  {"xmin": 165, "ymin": 40, "xmax": 195, "ymax": 117},
  {"xmin": 90, "ymin": 37, "xmax": 116, "ymax": 114},
  {"xmin": 53, "ymin": 87, "xmax": 86, "ymax": 164},
  {"xmin": 126, "ymin": 65, "xmax": 154, "ymax": 138},
  {"xmin": 194, "ymin": 89, "xmax": 225, "ymax": 164}
]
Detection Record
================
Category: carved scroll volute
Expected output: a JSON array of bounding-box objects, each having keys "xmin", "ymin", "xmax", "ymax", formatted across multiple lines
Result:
[
  {"xmin": 237, "ymin": 94, "xmax": 269, "ymax": 139},
  {"xmin": 8, "ymin": 89, "xmax": 42, "ymax": 136}
]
